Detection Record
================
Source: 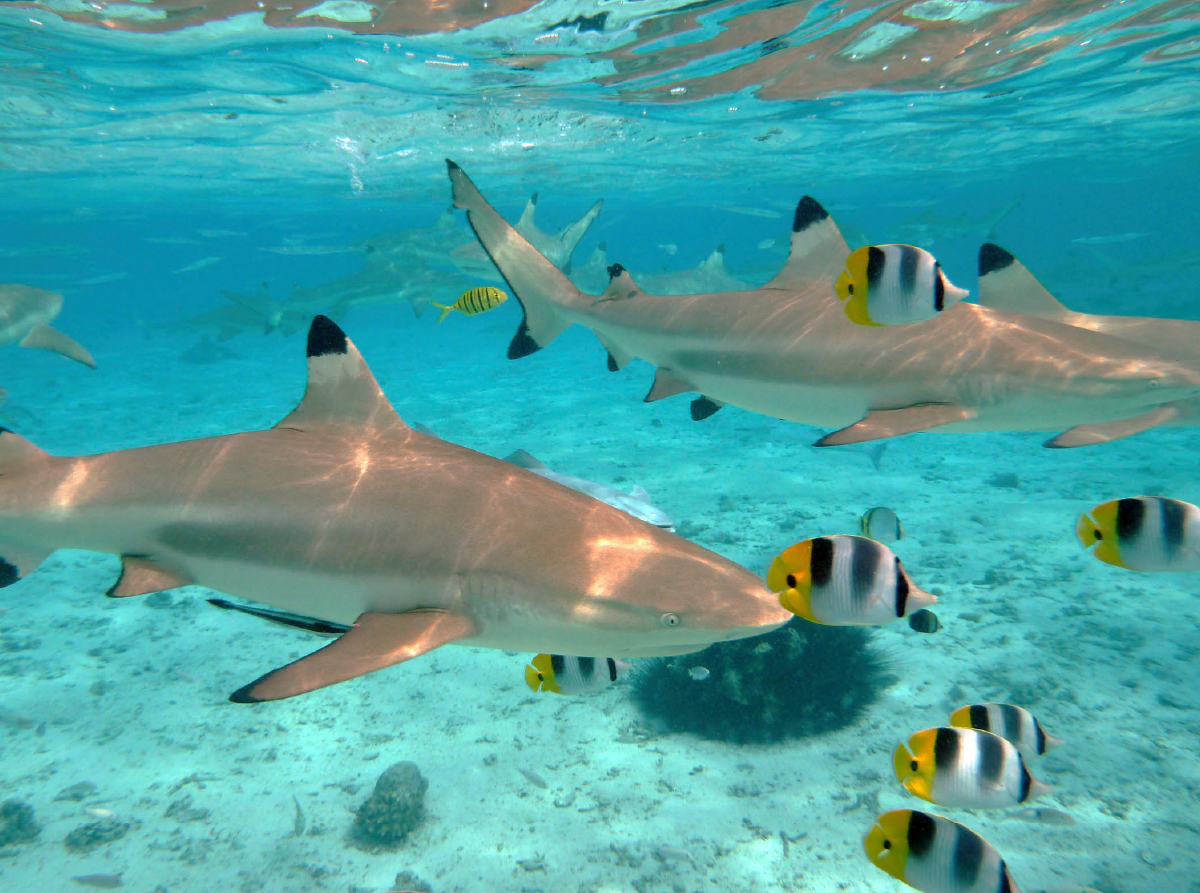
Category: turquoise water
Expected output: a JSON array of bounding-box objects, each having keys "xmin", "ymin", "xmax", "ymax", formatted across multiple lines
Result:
[{"xmin": 1, "ymin": 2, "xmax": 1199, "ymax": 892}]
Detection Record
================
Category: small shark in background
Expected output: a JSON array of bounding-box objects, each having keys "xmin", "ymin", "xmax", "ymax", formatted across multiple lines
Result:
[
  {"xmin": 0, "ymin": 316, "xmax": 789, "ymax": 702},
  {"xmin": 502, "ymin": 449, "xmax": 675, "ymax": 531},
  {"xmin": 571, "ymin": 244, "xmax": 750, "ymax": 295},
  {"xmin": 187, "ymin": 283, "xmax": 312, "ymax": 340},
  {"xmin": 0, "ymin": 284, "xmax": 96, "ymax": 368},
  {"xmin": 447, "ymin": 160, "xmax": 1200, "ymax": 448}
]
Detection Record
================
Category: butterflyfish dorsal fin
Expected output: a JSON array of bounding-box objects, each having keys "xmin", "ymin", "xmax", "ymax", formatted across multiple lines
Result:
[
  {"xmin": 761, "ymin": 196, "xmax": 851, "ymax": 291},
  {"xmin": 977, "ymin": 243, "xmax": 1071, "ymax": 320},
  {"xmin": 274, "ymin": 315, "xmax": 403, "ymax": 433}
]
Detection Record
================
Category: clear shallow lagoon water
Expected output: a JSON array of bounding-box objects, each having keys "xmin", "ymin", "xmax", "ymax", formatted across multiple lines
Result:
[{"xmin": 1, "ymin": 2, "xmax": 1199, "ymax": 892}]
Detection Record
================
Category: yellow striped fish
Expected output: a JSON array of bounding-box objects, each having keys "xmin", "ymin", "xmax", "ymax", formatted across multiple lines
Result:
[{"xmin": 432, "ymin": 286, "xmax": 507, "ymax": 323}]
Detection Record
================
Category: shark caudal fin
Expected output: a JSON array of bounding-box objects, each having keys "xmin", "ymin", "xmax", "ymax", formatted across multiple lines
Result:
[
  {"xmin": 761, "ymin": 196, "xmax": 852, "ymax": 291},
  {"xmin": 977, "ymin": 243, "xmax": 1072, "ymax": 320},
  {"xmin": 0, "ymin": 428, "xmax": 55, "ymax": 584},
  {"xmin": 447, "ymin": 161, "xmax": 589, "ymax": 359}
]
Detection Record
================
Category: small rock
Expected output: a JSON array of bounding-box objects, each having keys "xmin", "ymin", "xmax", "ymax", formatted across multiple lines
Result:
[
  {"xmin": 64, "ymin": 817, "xmax": 130, "ymax": 853},
  {"xmin": 0, "ymin": 800, "xmax": 41, "ymax": 847}
]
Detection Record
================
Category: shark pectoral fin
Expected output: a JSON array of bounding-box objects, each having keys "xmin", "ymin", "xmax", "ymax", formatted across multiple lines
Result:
[
  {"xmin": 977, "ymin": 244, "xmax": 1071, "ymax": 319},
  {"xmin": 0, "ymin": 547, "xmax": 52, "ymax": 588},
  {"xmin": 229, "ymin": 610, "xmax": 477, "ymax": 702},
  {"xmin": 691, "ymin": 396, "xmax": 725, "ymax": 421},
  {"xmin": 596, "ymin": 335, "xmax": 634, "ymax": 371},
  {"xmin": 644, "ymin": 368, "xmax": 693, "ymax": 403},
  {"xmin": 107, "ymin": 555, "xmax": 194, "ymax": 598},
  {"xmin": 273, "ymin": 316, "xmax": 404, "ymax": 433},
  {"xmin": 19, "ymin": 325, "xmax": 96, "ymax": 369},
  {"xmin": 816, "ymin": 404, "xmax": 976, "ymax": 446},
  {"xmin": 1046, "ymin": 404, "xmax": 1181, "ymax": 448},
  {"xmin": 762, "ymin": 196, "xmax": 852, "ymax": 290}
]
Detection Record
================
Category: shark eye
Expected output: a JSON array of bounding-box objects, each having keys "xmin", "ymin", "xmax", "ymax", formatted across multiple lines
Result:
[{"xmin": 661, "ymin": 613, "xmax": 681, "ymax": 628}]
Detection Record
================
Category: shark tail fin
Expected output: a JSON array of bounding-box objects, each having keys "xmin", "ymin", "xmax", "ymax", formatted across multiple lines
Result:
[
  {"xmin": 0, "ymin": 428, "xmax": 54, "ymax": 585},
  {"xmin": 447, "ymin": 161, "xmax": 587, "ymax": 359},
  {"xmin": 558, "ymin": 198, "xmax": 604, "ymax": 258},
  {"xmin": 977, "ymin": 244, "xmax": 1071, "ymax": 320}
]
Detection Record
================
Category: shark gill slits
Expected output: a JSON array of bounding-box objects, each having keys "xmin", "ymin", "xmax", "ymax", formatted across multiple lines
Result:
[
  {"xmin": 792, "ymin": 196, "xmax": 828, "ymax": 233},
  {"xmin": 306, "ymin": 315, "xmax": 347, "ymax": 358},
  {"xmin": 978, "ymin": 241, "xmax": 1016, "ymax": 276}
]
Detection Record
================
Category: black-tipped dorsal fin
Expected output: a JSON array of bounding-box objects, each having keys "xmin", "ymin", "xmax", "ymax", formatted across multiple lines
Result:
[
  {"xmin": 762, "ymin": 196, "xmax": 851, "ymax": 290},
  {"xmin": 0, "ymin": 428, "xmax": 50, "ymax": 473},
  {"xmin": 599, "ymin": 264, "xmax": 645, "ymax": 302},
  {"xmin": 275, "ymin": 315, "xmax": 402, "ymax": 432},
  {"xmin": 977, "ymin": 244, "xmax": 1071, "ymax": 319}
]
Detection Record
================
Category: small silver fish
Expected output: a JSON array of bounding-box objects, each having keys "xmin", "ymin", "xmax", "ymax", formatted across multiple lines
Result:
[
  {"xmin": 688, "ymin": 666, "xmax": 711, "ymax": 681},
  {"xmin": 860, "ymin": 506, "xmax": 904, "ymax": 544},
  {"xmin": 1010, "ymin": 807, "xmax": 1076, "ymax": 826}
]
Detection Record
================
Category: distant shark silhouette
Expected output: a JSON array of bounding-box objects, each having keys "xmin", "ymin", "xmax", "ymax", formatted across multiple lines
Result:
[
  {"xmin": 0, "ymin": 284, "xmax": 95, "ymax": 368},
  {"xmin": 571, "ymin": 243, "xmax": 749, "ymax": 295},
  {"xmin": 0, "ymin": 316, "xmax": 789, "ymax": 702},
  {"xmin": 447, "ymin": 161, "xmax": 1200, "ymax": 448},
  {"xmin": 187, "ymin": 283, "xmax": 312, "ymax": 340}
]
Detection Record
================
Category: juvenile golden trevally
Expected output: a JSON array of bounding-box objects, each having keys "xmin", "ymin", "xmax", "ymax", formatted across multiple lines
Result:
[
  {"xmin": 0, "ymin": 316, "xmax": 790, "ymax": 702},
  {"xmin": 447, "ymin": 161, "xmax": 1200, "ymax": 448}
]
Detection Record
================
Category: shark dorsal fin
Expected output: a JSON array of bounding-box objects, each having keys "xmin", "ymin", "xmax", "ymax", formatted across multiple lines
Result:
[
  {"xmin": 600, "ymin": 264, "xmax": 645, "ymax": 302},
  {"xmin": 700, "ymin": 246, "xmax": 727, "ymax": 272},
  {"xmin": 275, "ymin": 315, "xmax": 402, "ymax": 432},
  {"xmin": 762, "ymin": 196, "xmax": 851, "ymax": 290},
  {"xmin": 503, "ymin": 449, "xmax": 550, "ymax": 471},
  {"xmin": 0, "ymin": 428, "xmax": 50, "ymax": 472},
  {"xmin": 977, "ymin": 244, "xmax": 1071, "ymax": 319},
  {"xmin": 516, "ymin": 193, "xmax": 539, "ymax": 232}
]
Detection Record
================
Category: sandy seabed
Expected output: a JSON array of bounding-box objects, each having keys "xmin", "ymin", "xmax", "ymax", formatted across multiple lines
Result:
[{"xmin": 1, "ymin": 303, "xmax": 1197, "ymax": 893}]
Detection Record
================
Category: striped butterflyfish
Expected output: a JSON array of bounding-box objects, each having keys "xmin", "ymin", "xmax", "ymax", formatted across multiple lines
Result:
[
  {"xmin": 893, "ymin": 726, "xmax": 1052, "ymax": 809},
  {"xmin": 767, "ymin": 534, "xmax": 936, "ymax": 626},
  {"xmin": 949, "ymin": 703, "xmax": 1062, "ymax": 760},
  {"xmin": 524, "ymin": 654, "xmax": 631, "ymax": 695},
  {"xmin": 1077, "ymin": 495, "xmax": 1200, "ymax": 571},
  {"xmin": 835, "ymin": 244, "xmax": 968, "ymax": 326},
  {"xmin": 865, "ymin": 809, "xmax": 1023, "ymax": 893},
  {"xmin": 432, "ymin": 286, "xmax": 507, "ymax": 323}
]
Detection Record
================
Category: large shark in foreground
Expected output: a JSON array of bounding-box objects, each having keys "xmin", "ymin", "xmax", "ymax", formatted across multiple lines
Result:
[
  {"xmin": 0, "ymin": 317, "xmax": 789, "ymax": 702},
  {"xmin": 447, "ymin": 161, "xmax": 1200, "ymax": 448}
]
